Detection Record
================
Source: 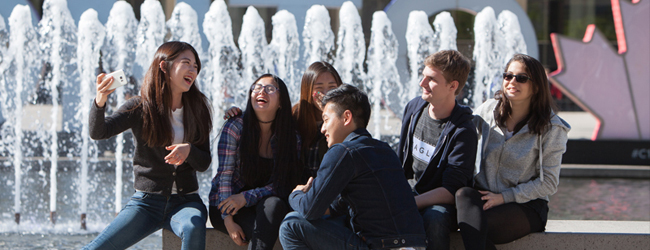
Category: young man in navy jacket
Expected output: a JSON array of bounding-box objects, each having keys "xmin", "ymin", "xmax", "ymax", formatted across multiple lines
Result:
[
  {"xmin": 398, "ymin": 50, "xmax": 478, "ymax": 250},
  {"xmin": 280, "ymin": 84, "xmax": 426, "ymax": 250}
]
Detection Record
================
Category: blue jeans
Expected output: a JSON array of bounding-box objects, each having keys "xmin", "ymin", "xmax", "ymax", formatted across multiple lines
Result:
[
  {"xmin": 279, "ymin": 211, "xmax": 369, "ymax": 250},
  {"xmin": 421, "ymin": 204, "xmax": 458, "ymax": 250},
  {"xmin": 82, "ymin": 191, "xmax": 207, "ymax": 250}
]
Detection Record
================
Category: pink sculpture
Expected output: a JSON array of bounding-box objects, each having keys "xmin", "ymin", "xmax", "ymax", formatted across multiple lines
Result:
[{"xmin": 549, "ymin": 0, "xmax": 649, "ymax": 140}]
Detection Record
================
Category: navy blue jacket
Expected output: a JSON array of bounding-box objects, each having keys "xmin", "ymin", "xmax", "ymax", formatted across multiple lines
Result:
[
  {"xmin": 398, "ymin": 98, "xmax": 477, "ymax": 196},
  {"xmin": 289, "ymin": 128, "xmax": 426, "ymax": 249}
]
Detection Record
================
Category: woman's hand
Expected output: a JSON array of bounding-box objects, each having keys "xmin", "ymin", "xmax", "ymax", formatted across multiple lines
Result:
[
  {"xmin": 95, "ymin": 73, "xmax": 116, "ymax": 108},
  {"xmin": 224, "ymin": 216, "xmax": 248, "ymax": 246},
  {"xmin": 224, "ymin": 106, "xmax": 242, "ymax": 120},
  {"xmin": 313, "ymin": 91, "xmax": 325, "ymax": 111},
  {"xmin": 165, "ymin": 143, "xmax": 191, "ymax": 166},
  {"xmin": 479, "ymin": 190, "xmax": 505, "ymax": 210},
  {"xmin": 219, "ymin": 193, "xmax": 246, "ymax": 215}
]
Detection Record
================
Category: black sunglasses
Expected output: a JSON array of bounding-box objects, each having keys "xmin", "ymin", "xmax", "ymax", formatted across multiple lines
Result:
[{"xmin": 502, "ymin": 73, "xmax": 530, "ymax": 83}]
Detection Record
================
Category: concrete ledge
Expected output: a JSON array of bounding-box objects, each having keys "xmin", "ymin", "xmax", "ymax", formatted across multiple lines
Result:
[
  {"xmin": 163, "ymin": 220, "xmax": 650, "ymax": 250},
  {"xmin": 560, "ymin": 164, "xmax": 650, "ymax": 179},
  {"xmin": 163, "ymin": 228, "xmax": 283, "ymax": 250}
]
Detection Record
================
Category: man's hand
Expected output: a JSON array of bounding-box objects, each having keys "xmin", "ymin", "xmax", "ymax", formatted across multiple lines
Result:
[
  {"xmin": 292, "ymin": 177, "xmax": 314, "ymax": 193},
  {"xmin": 479, "ymin": 190, "xmax": 504, "ymax": 210},
  {"xmin": 219, "ymin": 193, "xmax": 246, "ymax": 215},
  {"xmin": 224, "ymin": 216, "xmax": 248, "ymax": 246}
]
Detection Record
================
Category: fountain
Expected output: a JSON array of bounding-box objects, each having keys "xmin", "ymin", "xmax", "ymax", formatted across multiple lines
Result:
[
  {"xmin": 267, "ymin": 10, "xmax": 300, "ymax": 104},
  {"xmin": 77, "ymin": 8, "xmax": 104, "ymax": 230},
  {"xmin": 102, "ymin": 1, "xmax": 138, "ymax": 219},
  {"xmin": 302, "ymin": 5, "xmax": 335, "ymax": 66},
  {"xmin": 0, "ymin": 0, "xmax": 534, "ymax": 238},
  {"xmin": 333, "ymin": 1, "xmax": 366, "ymax": 92},
  {"xmin": 366, "ymin": 11, "xmax": 399, "ymax": 139}
]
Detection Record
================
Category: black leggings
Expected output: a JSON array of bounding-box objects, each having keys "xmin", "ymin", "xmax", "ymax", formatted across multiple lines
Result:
[
  {"xmin": 209, "ymin": 196, "xmax": 288, "ymax": 250},
  {"xmin": 455, "ymin": 187, "xmax": 545, "ymax": 250}
]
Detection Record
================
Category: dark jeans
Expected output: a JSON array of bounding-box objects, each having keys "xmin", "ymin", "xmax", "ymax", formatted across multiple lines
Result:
[
  {"xmin": 455, "ymin": 187, "xmax": 545, "ymax": 250},
  {"xmin": 210, "ymin": 196, "xmax": 288, "ymax": 250},
  {"xmin": 420, "ymin": 204, "xmax": 458, "ymax": 250},
  {"xmin": 279, "ymin": 211, "xmax": 370, "ymax": 250},
  {"xmin": 82, "ymin": 191, "xmax": 207, "ymax": 250}
]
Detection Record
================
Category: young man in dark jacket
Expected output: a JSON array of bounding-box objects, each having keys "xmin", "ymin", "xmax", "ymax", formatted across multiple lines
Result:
[
  {"xmin": 280, "ymin": 84, "xmax": 426, "ymax": 250},
  {"xmin": 398, "ymin": 50, "xmax": 478, "ymax": 250}
]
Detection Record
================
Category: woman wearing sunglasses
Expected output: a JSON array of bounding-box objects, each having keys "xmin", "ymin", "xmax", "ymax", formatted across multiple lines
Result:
[
  {"xmin": 209, "ymin": 74, "xmax": 302, "ymax": 250},
  {"xmin": 455, "ymin": 54, "xmax": 570, "ymax": 249}
]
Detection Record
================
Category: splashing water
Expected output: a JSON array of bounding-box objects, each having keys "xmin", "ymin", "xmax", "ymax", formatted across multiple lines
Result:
[
  {"xmin": 102, "ymin": 1, "xmax": 139, "ymax": 216},
  {"xmin": 3, "ymin": 5, "xmax": 41, "ymax": 225},
  {"xmin": 238, "ymin": 6, "xmax": 268, "ymax": 107},
  {"xmin": 268, "ymin": 10, "xmax": 300, "ymax": 103},
  {"xmin": 405, "ymin": 11, "xmax": 435, "ymax": 103},
  {"xmin": 433, "ymin": 12, "xmax": 457, "ymax": 51},
  {"xmin": 473, "ymin": 7, "xmax": 503, "ymax": 107},
  {"xmin": 134, "ymin": 0, "xmax": 165, "ymax": 88},
  {"xmin": 302, "ymin": 5, "xmax": 334, "ymax": 66},
  {"xmin": 38, "ymin": 0, "xmax": 78, "ymax": 221},
  {"xmin": 334, "ymin": 1, "xmax": 366, "ymax": 91},
  {"xmin": 77, "ymin": 8, "xmax": 104, "ymax": 219},
  {"xmin": 202, "ymin": 0, "xmax": 241, "ymax": 177},
  {"xmin": 367, "ymin": 11, "xmax": 400, "ymax": 139},
  {"xmin": 498, "ymin": 10, "xmax": 527, "ymax": 66},
  {"xmin": 166, "ymin": 2, "xmax": 204, "ymax": 57}
]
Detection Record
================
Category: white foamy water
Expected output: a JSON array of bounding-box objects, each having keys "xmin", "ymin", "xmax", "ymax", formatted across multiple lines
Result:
[
  {"xmin": 367, "ymin": 11, "xmax": 400, "ymax": 139},
  {"xmin": 302, "ymin": 5, "xmax": 334, "ymax": 66},
  {"xmin": 103, "ymin": 1, "xmax": 138, "ymax": 214},
  {"xmin": 498, "ymin": 10, "xmax": 527, "ymax": 66},
  {"xmin": 3, "ymin": 4, "xmax": 42, "ymax": 217},
  {"xmin": 0, "ymin": 14, "xmax": 7, "ymax": 68},
  {"xmin": 202, "ymin": 0, "xmax": 241, "ymax": 178},
  {"xmin": 405, "ymin": 10, "xmax": 435, "ymax": 103},
  {"xmin": 238, "ymin": 6, "xmax": 268, "ymax": 107},
  {"xmin": 134, "ymin": 0, "xmax": 165, "ymax": 86},
  {"xmin": 473, "ymin": 7, "xmax": 503, "ymax": 107},
  {"xmin": 166, "ymin": 2, "xmax": 204, "ymax": 57},
  {"xmin": 433, "ymin": 11, "xmax": 457, "ymax": 51},
  {"xmin": 38, "ymin": 0, "xmax": 78, "ymax": 215},
  {"xmin": 77, "ymin": 8, "xmax": 104, "ymax": 215},
  {"xmin": 334, "ymin": 1, "xmax": 366, "ymax": 90},
  {"xmin": 268, "ymin": 10, "xmax": 300, "ymax": 103}
]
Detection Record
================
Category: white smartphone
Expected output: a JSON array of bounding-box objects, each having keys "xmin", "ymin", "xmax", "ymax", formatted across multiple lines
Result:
[{"xmin": 106, "ymin": 69, "xmax": 127, "ymax": 90}]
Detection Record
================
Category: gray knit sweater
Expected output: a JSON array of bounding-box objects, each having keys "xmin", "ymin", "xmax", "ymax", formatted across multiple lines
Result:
[
  {"xmin": 473, "ymin": 99, "xmax": 570, "ymax": 203},
  {"xmin": 90, "ymin": 97, "xmax": 211, "ymax": 196}
]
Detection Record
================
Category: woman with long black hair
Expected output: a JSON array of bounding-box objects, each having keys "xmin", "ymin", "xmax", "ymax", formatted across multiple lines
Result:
[
  {"xmin": 84, "ymin": 41, "xmax": 212, "ymax": 250},
  {"xmin": 209, "ymin": 74, "xmax": 302, "ymax": 250}
]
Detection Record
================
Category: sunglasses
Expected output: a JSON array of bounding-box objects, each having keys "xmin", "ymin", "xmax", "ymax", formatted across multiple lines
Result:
[{"xmin": 502, "ymin": 73, "xmax": 531, "ymax": 83}]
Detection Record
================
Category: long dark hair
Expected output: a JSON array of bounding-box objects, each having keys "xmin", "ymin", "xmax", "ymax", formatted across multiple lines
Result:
[
  {"xmin": 240, "ymin": 74, "xmax": 301, "ymax": 197},
  {"xmin": 292, "ymin": 61, "xmax": 343, "ymax": 151},
  {"xmin": 140, "ymin": 41, "xmax": 212, "ymax": 146},
  {"xmin": 494, "ymin": 54, "xmax": 556, "ymax": 135}
]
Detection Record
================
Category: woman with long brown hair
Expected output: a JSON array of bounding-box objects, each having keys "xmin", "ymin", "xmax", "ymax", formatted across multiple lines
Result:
[
  {"xmin": 455, "ymin": 54, "xmax": 570, "ymax": 249},
  {"xmin": 83, "ymin": 41, "xmax": 212, "ymax": 250}
]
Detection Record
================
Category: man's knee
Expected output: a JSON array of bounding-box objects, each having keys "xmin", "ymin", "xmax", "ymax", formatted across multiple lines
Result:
[
  {"xmin": 280, "ymin": 212, "xmax": 306, "ymax": 240},
  {"xmin": 421, "ymin": 205, "xmax": 455, "ymax": 232}
]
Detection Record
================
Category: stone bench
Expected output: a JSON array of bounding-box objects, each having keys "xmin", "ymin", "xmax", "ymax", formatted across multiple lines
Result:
[{"xmin": 162, "ymin": 220, "xmax": 650, "ymax": 250}]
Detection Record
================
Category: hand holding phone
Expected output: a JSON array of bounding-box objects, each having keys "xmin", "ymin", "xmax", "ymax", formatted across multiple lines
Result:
[{"xmin": 106, "ymin": 69, "xmax": 127, "ymax": 90}]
